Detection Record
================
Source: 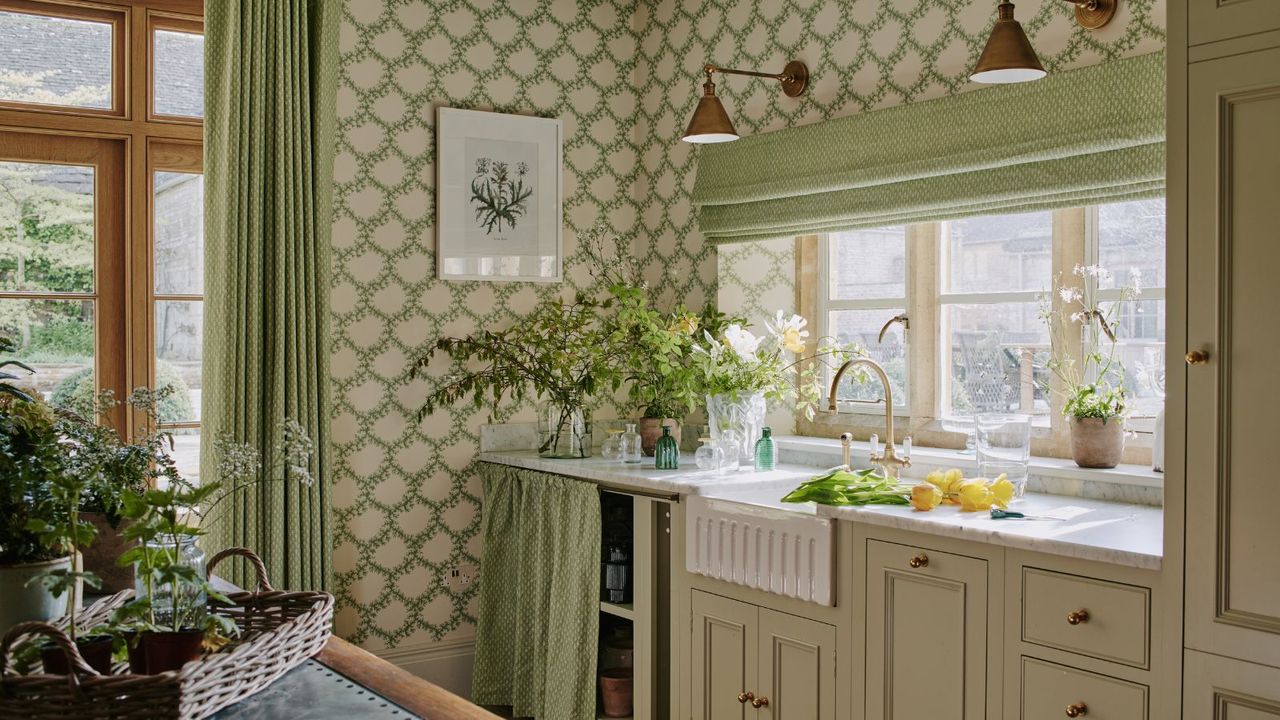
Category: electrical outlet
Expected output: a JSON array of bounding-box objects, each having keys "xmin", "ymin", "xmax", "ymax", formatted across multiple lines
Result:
[{"xmin": 444, "ymin": 563, "xmax": 477, "ymax": 593}]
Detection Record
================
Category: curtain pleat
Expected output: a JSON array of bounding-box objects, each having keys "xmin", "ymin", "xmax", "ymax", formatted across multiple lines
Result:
[
  {"xmin": 693, "ymin": 52, "xmax": 1166, "ymax": 244},
  {"xmin": 472, "ymin": 464, "xmax": 602, "ymax": 720},
  {"xmin": 202, "ymin": 0, "xmax": 339, "ymax": 592}
]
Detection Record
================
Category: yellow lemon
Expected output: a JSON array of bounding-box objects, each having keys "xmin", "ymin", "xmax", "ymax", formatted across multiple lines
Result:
[{"xmin": 910, "ymin": 484, "xmax": 943, "ymax": 512}]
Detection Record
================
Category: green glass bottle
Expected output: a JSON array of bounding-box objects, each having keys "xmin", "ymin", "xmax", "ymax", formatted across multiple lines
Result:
[
  {"xmin": 654, "ymin": 425, "xmax": 679, "ymax": 470},
  {"xmin": 754, "ymin": 426, "xmax": 775, "ymax": 471}
]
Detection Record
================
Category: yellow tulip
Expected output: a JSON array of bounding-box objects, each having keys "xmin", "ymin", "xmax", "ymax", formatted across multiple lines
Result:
[
  {"xmin": 957, "ymin": 479, "xmax": 994, "ymax": 512},
  {"xmin": 781, "ymin": 327, "xmax": 807, "ymax": 354},
  {"xmin": 927, "ymin": 468, "xmax": 966, "ymax": 504},
  {"xmin": 910, "ymin": 483, "xmax": 943, "ymax": 512},
  {"xmin": 990, "ymin": 474, "xmax": 1015, "ymax": 509}
]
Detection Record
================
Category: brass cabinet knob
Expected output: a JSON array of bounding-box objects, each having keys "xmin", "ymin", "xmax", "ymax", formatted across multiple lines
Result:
[
  {"xmin": 1067, "ymin": 609, "xmax": 1090, "ymax": 625},
  {"xmin": 738, "ymin": 691, "xmax": 754, "ymax": 704},
  {"xmin": 1065, "ymin": 702, "xmax": 1088, "ymax": 717},
  {"xmin": 752, "ymin": 696, "xmax": 770, "ymax": 709},
  {"xmin": 1186, "ymin": 349, "xmax": 1210, "ymax": 365},
  {"xmin": 909, "ymin": 554, "xmax": 929, "ymax": 569}
]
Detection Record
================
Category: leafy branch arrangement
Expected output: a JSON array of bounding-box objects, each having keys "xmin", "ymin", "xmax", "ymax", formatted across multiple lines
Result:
[{"xmin": 471, "ymin": 157, "xmax": 532, "ymax": 235}]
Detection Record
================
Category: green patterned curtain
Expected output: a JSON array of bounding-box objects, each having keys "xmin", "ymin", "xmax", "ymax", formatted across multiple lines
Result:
[
  {"xmin": 201, "ymin": 0, "xmax": 339, "ymax": 592},
  {"xmin": 693, "ymin": 51, "xmax": 1166, "ymax": 244},
  {"xmin": 472, "ymin": 464, "xmax": 602, "ymax": 719}
]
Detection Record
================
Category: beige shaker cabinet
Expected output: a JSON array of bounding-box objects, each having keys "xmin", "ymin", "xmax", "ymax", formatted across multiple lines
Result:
[
  {"xmin": 690, "ymin": 590, "xmax": 836, "ymax": 720},
  {"xmin": 864, "ymin": 539, "xmax": 993, "ymax": 720},
  {"xmin": 1188, "ymin": 0, "xmax": 1280, "ymax": 47}
]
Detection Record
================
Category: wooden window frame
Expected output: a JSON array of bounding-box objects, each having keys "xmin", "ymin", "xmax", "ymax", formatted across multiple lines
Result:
[{"xmin": 145, "ymin": 10, "xmax": 202, "ymax": 125}]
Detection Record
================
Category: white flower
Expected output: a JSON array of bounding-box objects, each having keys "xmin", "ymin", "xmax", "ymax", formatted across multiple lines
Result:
[
  {"xmin": 1128, "ymin": 267, "xmax": 1143, "ymax": 295},
  {"xmin": 1070, "ymin": 311, "xmax": 1085, "ymax": 323},
  {"xmin": 722, "ymin": 324, "xmax": 762, "ymax": 362},
  {"xmin": 1059, "ymin": 287, "xmax": 1082, "ymax": 303},
  {"xmin": 768, "ymin": 311, "xmax": 810, "ymax": 353}
]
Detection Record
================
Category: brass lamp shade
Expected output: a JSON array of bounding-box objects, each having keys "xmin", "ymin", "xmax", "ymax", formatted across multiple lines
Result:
[
  {"xmin": 683, "ymin": 81, "xmax": 738, "ymax": 144},
  {"xmin": 970, "ymin": 2, "xmax": 1047, "ymax": 84}
]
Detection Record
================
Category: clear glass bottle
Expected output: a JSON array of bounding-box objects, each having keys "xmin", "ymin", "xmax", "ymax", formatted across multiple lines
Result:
[
  {"xmin": 134, "ymin": 534, "xmax": 207, "ymax": 628},
  {"xmin": 620, "ymin": 423, "xmax": 643, "ymax": 464},
  {"xmin": 600, "ymin": 429, "xmax": 624, "ymax": 462},
  {"xmin": 654, "ymin": 425, "xmax": 679, "ymax": 470},
  {"xmin": 754, "ymin": 426, "xmax": 776, "ymax": 472},
  {"xmin": 694, "ymin": 437, "xmax": 725, "ymax": 472}
]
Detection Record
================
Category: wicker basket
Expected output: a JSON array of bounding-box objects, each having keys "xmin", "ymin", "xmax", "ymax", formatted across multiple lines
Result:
[{"xmin": 0, "ymin": 547, "xmax": 334, "ymax": 720}]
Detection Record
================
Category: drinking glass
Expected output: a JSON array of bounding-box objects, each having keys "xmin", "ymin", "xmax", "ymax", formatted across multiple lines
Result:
[{"xmin": 976, "ymin": 413, "xmax": 1032, "ymax": 498}]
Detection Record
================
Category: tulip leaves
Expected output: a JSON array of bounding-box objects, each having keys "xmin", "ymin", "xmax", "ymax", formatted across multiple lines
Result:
[{"xmin": 781, "ymin": 468, "xmax": 910, "ymax": 506}]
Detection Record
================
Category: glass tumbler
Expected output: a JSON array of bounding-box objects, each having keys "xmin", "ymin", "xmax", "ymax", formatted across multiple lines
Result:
[
  {"xmin": 976, "ymin": 413, "xmax": 1032, "ymax": 498},
  {"xmin": 694, "ymin": 438, "xmax": 725, "ymax": 472}
]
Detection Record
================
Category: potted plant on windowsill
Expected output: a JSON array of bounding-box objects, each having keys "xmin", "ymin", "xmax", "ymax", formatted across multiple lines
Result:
[{"xmin": 1040, "ymin": 265, "xmax": 1141, "ymax": 469}]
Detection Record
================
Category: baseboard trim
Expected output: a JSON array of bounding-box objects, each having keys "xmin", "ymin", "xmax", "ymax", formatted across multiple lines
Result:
[{"xmin": 370, "ymin": 638, "xmax": 476, "ymax": 700}]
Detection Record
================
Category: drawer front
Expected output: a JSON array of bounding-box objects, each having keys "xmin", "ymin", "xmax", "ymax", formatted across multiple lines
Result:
[
  {"xmin": 1021, "ymin": 657, "xmax": 1148, "ymax": 720},
  {"xmin": 1022, "ymin": 567, "xmax": 1150, "ymax": 668}
]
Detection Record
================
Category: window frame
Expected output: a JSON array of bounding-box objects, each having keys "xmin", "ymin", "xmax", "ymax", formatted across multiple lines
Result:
[{"xmin": 809, "ymin": 204, "xmax": 1165, "ymax": 463}]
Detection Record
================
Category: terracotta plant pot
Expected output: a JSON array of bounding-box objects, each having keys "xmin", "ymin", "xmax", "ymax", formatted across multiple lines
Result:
[
  {"xmin": 637, "ymin": 418, "xmax": 680, "ymax": 457},
  {"xmin": 40, "ymin": 634, "xmax": 114, "ymax": 675},
  {"xmin": 1070, "ymin": 416, "xmax": 1125, "ymax": 469},
  {"xmin": 0, "ymin": 557, "xmax": 72, "ymax": 631},
  {"xmin": 127, "ymin": 629, "xmax": 204, "ymax": 674},
  {"xmin": 82, "ymin": 512, "xmax": 135, "ymax": 594},
  {"xmin": 599, "ymin": 667, "xmax": 633, "ymax": 718}
]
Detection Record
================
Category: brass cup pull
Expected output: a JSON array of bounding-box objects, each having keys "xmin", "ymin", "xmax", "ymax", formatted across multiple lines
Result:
[
  {"xmin": 738, "ymin": 691, "xmax": 754, "ymax": 704},
  {"xmin": 1186, "ymin": 349, "xmax": 1210, "ymax": 365},
  {"xmin": 909, "ymin": 554, "xmax": 929, "ymax": 569},
  {"xmin": 1067, "ymin": 609, "xmax": 1090, "ymax": 625},
  {"xmin": 752, "ymin": 696, "xmax": 770, "ymax": 709},
  {"xmin": 1065, "ymin": 702, "xmax": 1088, "ymax": 717}
]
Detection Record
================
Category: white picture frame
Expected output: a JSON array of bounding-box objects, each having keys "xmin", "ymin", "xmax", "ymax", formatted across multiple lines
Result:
[{"xmin": 435, "ymin": 107, "xmax": 563, "ymax": 282}]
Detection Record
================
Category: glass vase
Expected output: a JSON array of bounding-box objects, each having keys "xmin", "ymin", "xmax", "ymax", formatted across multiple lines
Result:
[
  {"xmin": 706, "ymin": 392, "xmax": 767, "ymax": 467},
  {"xmin": 538, "ymin": 403, "xmax": 592, "ymax": 459},
  {"xmin": 133, "ymin": 534, "xmax": 206, "ymax": 629}
]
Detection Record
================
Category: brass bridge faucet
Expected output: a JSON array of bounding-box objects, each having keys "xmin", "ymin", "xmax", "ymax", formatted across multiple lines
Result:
[{"xmin": 828, "ymin": 357, "xmax": 912, "ymax": 480}]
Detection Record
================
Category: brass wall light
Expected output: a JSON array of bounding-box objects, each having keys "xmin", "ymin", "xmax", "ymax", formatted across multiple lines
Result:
[
  {"xmin": 970, "ymin": 1, "xmax": 1118, "ymax": 84},
  {"xmin": 682, "ymin": 61, "xmax": 809, "ymax": 144}
]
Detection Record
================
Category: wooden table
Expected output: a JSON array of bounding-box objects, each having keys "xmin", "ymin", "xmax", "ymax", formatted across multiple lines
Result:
[{"xmin": 313, "ymin": 636, "xmax": 500, "ymax": 720}]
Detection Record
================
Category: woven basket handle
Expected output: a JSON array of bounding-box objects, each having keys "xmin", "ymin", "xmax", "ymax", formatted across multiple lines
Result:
[
  {"xmin": 207, "ymin": 547, "xmax": 275, "ymax": 592},
  {"xmin": 0, "ymin": 621, "xmax": 99, "ymax": 688}
]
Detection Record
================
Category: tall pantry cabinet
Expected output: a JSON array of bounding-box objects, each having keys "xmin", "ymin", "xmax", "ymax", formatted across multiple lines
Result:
[{"xmin": 1175, "ymin": 1, "xmax": 1280, "ymax": 716}]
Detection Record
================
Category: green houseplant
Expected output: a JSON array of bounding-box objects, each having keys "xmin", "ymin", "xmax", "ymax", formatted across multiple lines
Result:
[
  {"xmin": 1040, "ymin": 265, "xmax": 1141, "ymax": 468},
  {"xmin": 414, "ymin": 291, "xmax": 626, "ymax": 459}
]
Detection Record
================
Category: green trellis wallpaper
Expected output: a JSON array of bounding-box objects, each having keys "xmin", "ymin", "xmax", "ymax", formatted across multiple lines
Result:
[{"xmin": 329, "ymin": 0, "xmax": 1165, "ymax": 658}]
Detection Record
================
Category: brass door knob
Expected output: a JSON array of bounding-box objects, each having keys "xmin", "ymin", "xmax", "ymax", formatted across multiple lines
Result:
[
  {"xmin": 738, "ymin": 691, "xmax": 754, "ymax": 704},
  {"xmin": 752, "ymin": 696, "xmax": 770, "ymax": 709},
  {"xmin": 909, "ymin": 554, "xmax": 929, "ymax": 569},
  {"xmin": 1186, "ymin": 349, "xmax": 1210, "ymax": 365},
  {"xmin": 1065, "ymin": 702, "xmax": 1088, "ymax": 717},
  {"xmin": 1067, "ymin": 609, "xmax": 1090, "ymax": 625}
]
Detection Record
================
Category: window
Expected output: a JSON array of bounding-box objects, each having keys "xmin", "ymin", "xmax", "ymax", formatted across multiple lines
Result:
[
  {"xmin": 0, "ymin": 0, "xmax": 204, "ymax": 476},
  {"xmin": 816, "ymin": 200, "xmax": 1166, "ymax": 461}
]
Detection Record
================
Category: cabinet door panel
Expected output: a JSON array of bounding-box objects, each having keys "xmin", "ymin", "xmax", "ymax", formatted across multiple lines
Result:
[
  {"xmin": 1186, "ymin": 46, "xmax": 1280, "ymax": 668},
  {"xmin": 1185, "ymin": 649, "xmax": 1280, "ymax": 719},
  {"xmin": 1189, "ymin": 0, "xmax": 1280, "ymax": 47},
  {"xmin": 757, "ymin": 609, "xmax": 835, "ymax": 720},
  {"xmin": 691, "ymin": 591, "xmax": 757, "ymax": 720},
  {"xmin": 866, "ymin": 540, "xmax": 988, "ymax": 720}
]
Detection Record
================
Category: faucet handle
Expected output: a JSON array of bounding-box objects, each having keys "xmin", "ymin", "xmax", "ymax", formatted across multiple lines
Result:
[
  {"xmin": 869, "ymin": 433, "xmax": 880, "ymax": 457},
  {"xmin": 840, "ymin": 433, "xmax": 853, "ymax": 468},
  {"xmin": 902, "ymin": 436, "xmax": 912, "ymax": 458}
]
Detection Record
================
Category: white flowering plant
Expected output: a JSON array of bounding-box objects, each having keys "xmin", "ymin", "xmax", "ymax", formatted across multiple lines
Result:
[
  {"xmin": 1039, "ymin": 265, "xmax": 1143, "ymax": 420},
  {"xmin": 691, "ymin": 311, "xmax": 865, "ymax": 420}
]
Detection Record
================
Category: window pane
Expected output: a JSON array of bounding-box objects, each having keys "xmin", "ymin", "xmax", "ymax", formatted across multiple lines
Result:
[
  {"xmin": 154, "ymin": 171, "xmax": 204, "ymax": 294},
  {"xmin": 0, "ymin": 11, "xmax": 112, "ymax": 109},
  {"xmin": 168, "ymin": 428, "xmax": 200, "ymax": 484},
  {"xmin": 830, "ymin": 226, "xmax": 906, "ymax": 300},
  {"xmin": 944, "ymin": 302, "xmax": 1049, "ymax": 417},
  {"xmin": 1097, "ymin": 199, "xmax": 1166, "ymax": 290},
  {"xmin": 945, "ymin": 212, "xmax": 1052, "ymax": 293},
  {"xmin": 830, "ymin": 308, "xmax": 907, "ymax": 407},
  {"xmin": 1100, "ymin": 297, "xmax": 1166, "ymax": 418},
  {"xmin": 155, "ymin": 300, "xmax": 201, "ymax": 423},
  {"xmin": 0, "ymin": 161, "xmax": 94, "ymax": 293},
  {"xmin": 153, "ymin": 29, "xmax": 204, "ymax": 117},
  {"xmin": 0, "ymin": 298, "xmax": 93, "ymax": 405}
]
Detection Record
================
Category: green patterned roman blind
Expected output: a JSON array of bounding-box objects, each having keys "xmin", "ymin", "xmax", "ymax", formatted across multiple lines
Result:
[{"xmin": 692, "ymin": 51, "xmax": 1165, "ymax": 245}]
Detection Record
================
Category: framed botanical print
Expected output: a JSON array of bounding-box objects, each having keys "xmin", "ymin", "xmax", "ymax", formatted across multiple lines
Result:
[{"xmin": 435, "ymin": 107, "xmax": 562, "ymax": 282}]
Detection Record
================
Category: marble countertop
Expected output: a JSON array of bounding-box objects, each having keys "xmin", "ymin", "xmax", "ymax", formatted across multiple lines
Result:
[{"xmin": 477, "ymin": 450, "xmax": 1163, "ymax": 569}]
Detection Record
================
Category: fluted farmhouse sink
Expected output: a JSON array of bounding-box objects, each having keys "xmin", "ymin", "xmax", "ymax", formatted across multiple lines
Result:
[{"xmin": 685, "ymin": 490, "xmax": 835, "ymax": 607}]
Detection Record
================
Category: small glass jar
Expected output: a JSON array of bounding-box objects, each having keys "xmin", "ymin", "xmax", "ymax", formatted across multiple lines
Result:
[
  {"xmin": 694, "ymin": 438, "xmax": 725, "ymax": 472},
  {"xmin": 654, "ymin": 425, "xmax": 679, "ymax": 470},
  {"xmin": 134, "ymin": 533, "xmax": 207, "ymax": 628},
  {"xmin": 716, "ymin": 428, "xmax": 741, "ymax": 473},
  {"xmin": 600, "ymin": 429, "xmax": 624, "ymax": 462},
  {"xmin": 620, "ymin": 423, "xmax": 643, "ymax": 464}
]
